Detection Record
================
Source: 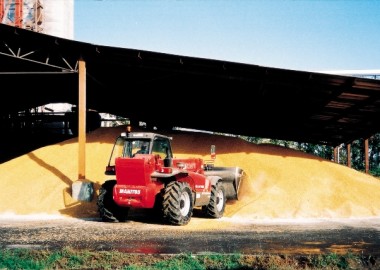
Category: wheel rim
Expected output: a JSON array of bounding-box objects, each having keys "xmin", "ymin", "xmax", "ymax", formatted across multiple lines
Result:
[
  {"xmin": 180, "ymin": 191, "xmax": 191, "ymax": 216},
  {"xmin": 216, "ymin": 189, "xmax": 224, "ymax": 212}
]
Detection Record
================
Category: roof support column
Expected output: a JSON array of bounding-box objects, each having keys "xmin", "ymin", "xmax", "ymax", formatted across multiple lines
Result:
[
  {"xmin": 333, "ymin": 146, "xmax": 339, "ymax": 163},
  {"xmin": 346, "ymin": 143, "xmax": 351, "ymax": 168},
  {"xmin": 78, "ymin": 58, "xmax": 86, "ymax": 180},
  {"xmin": 365, "ymin": 138, "xmax": 369, "ymax": 174},
  {"xmin": 71, "ymin": 58, "xmax": 94, "ymax": 202}
]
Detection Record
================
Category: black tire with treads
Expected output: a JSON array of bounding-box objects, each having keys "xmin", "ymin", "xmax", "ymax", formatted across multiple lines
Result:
[
  {"xmin": 162, "ymin": 181, "xmax": 193, "ymax": 225},
  {"xmin": 204, "ymin": 181, "xmax": 226, "ymax": 218},
  {"xmin": 97, "ymin": 180, "xmax": 129, "ymax": 222}
]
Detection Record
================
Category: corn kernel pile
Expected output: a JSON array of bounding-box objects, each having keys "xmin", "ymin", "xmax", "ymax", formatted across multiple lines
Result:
[{"xmin": 1, "ymin": 126, "xmax": 380, "ymax": 221}]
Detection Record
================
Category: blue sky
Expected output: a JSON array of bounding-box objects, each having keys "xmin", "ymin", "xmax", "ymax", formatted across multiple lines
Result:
[{"xmin": 74, "ymin": 0, "xmax": 380, "ymax": 72}]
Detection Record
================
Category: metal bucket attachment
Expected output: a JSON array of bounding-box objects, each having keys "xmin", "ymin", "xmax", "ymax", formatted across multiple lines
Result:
[{"xmin": 204, "ymin": 166, "xmax": 244, "ymax": 200}]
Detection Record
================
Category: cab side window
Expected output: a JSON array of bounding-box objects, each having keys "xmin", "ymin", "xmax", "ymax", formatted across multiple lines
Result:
[{"xmin": 152, "ymin": 138, "xmax": 172, "ymax": 159}]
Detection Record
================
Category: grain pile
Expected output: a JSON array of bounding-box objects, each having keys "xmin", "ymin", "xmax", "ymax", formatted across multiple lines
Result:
[{"xmin": 1, "ymin": 125, "xmax": 380, "ymax": 221}]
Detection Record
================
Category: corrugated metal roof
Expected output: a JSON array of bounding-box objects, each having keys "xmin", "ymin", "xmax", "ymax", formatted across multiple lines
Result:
[{"xmin": 1, "ymin": 23, "xmax": 380, "ymax": 146}]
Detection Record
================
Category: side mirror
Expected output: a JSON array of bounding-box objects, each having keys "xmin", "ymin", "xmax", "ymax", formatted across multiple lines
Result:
[{"xmin": 210, "ymin": 145, "xmax": 216, "ymax": 160}]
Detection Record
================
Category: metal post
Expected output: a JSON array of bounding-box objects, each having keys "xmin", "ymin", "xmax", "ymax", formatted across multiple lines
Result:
[
  {"xmin": 346, "ymin": 143, "xmax": 351, "ymax": 168},
  {"xmin": 73, "ymin": 58, "xmax": 94, "ymax": 202},
  {"xmin": 334, "ymin": 146, "xmax": 339, "ymax": 163},
  {"xmin": 78, "ymin": 58, "xmax": 86, "ymax": 180},
  {"xmin": 365, "ymin": 138, "xmax": 369, "ymax": 174}
]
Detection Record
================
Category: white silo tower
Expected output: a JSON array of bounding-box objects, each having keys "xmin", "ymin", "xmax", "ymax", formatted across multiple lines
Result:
[
  {"xmin": 0, "ymin": 0, "xmax": 74, "ymax": 39},
  {"xmin": 42, "ymin": 0, "xmax": 74, "ymax": 39}
]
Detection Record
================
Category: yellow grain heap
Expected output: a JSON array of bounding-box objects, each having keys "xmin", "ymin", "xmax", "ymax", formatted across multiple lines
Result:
[{"xmin": 1, "ymin": 126, "xmax": 380, "ymax": 220}]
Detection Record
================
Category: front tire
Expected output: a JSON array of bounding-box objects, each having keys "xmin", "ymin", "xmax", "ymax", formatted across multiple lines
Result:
[
  {"xmin": 97, "ymin": 180, "xmax": 129, "ymax": 222},
  {"xmin": 163, "ymin": 181, "xmax": 193, "ymax": 225},
  {"xmin": 204, "ymin": 181, "xmax": 226, "ymax": 218}
]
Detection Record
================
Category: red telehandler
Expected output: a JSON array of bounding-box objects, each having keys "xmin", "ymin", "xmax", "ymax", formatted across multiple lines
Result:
[{"xmin": 97, "ymin": 127, "xmax": 244, "ymax": 225}]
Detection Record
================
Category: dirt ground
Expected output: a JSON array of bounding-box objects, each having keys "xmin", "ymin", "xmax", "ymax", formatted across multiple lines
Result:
[
  {"xmin": 1, "ymin": 125, "xmax": 380, "ymax": 228},
  {"xmin": 3, "ymin": 215, "xmax": 378, "ymax": 269},
  {"xmin": 1, "ymin": 214, "xmax": 380, "ymax": 256}
]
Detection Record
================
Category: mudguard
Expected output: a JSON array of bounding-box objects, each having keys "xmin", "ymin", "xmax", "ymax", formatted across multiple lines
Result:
[
  {"xmin": 151, "ymin": 169, "xmax": 188, "ymax": 179},
  {"xmin": 204, "ymin": 166, "xmax": 244, "ymax": 200}
]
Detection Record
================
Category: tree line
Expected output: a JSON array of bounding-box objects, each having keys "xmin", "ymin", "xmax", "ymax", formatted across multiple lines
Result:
[{"xmin": 239, "ymin": 133, "xmax": 380, "ymax": 177}]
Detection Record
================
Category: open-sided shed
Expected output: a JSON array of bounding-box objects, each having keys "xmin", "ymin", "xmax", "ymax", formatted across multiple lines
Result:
[{"xmin": 1, "ymin": 23, "xmax": 380, "ymax": 171}]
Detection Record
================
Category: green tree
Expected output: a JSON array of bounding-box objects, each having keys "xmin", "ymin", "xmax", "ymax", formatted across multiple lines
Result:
[{"xmin": 240, "ymin": 133, "xmax": 380, "ymax": 177}]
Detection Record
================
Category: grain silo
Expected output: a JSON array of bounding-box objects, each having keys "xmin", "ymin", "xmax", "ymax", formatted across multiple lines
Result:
[{"xmin": 0, "ymin": 0, "xmax": 73, "ymax": 39}]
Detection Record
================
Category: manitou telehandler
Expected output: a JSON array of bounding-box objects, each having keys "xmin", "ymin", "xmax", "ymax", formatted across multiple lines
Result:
[{"xmin": 97, "ymin": 127, "xmax": 244, "ymax": 226}]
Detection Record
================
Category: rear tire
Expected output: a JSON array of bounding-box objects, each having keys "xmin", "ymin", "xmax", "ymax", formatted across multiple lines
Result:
[
  {"xmin": 204, "ymin": 181, "xmax": 226, "ymax": 218},
  {"xmin": 163, "ymin": 181, "xmax": 193, "ymax": 225},
  {"xmin": 97, "ymin": 180, "xmax": 129, "ymax": 222}
]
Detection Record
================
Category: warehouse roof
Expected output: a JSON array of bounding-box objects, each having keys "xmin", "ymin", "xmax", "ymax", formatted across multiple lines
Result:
[{"xmin": 1, "ymin": 23, "xmax": 380, "ymax": 146}]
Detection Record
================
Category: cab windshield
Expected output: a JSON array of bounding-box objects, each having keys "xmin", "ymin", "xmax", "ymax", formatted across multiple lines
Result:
[{"xmin": 108, "ymin": 137, "xmax": 151, "ymax": 166}]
